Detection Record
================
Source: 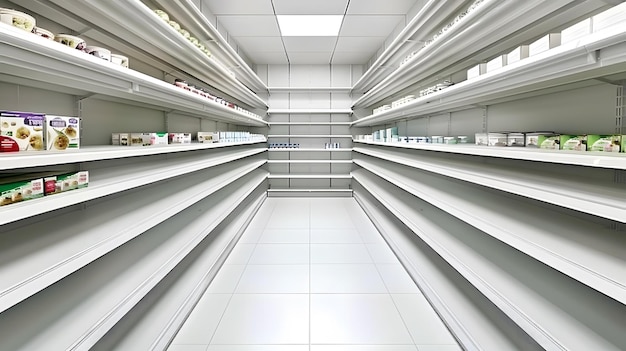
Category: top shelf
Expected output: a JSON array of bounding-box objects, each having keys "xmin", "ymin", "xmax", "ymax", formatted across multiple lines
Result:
[
  {"xmin": 268, "ymin": 87, "xmax": 353, "ymax": 93},
  {"xmin": 150, "ymin": 0, "xmax": 268, "ymax": 94},
  {"xmin": 352, "ymin": 25, "xmax": 626, "ymax": 127},
  {"xmin": 352, "ymin": 0, "xmax": 614, "ymax": 108},
  {"xmin": 268, "ymin": 109, "xmax": 353, "ymax": 114},
  {"xmin": 29, "ymin": 0, "xmax": 267, "ymax": 109}
]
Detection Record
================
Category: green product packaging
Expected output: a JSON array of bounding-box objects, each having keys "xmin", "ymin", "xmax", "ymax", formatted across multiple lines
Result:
[
  {"xmin": 537, "ymin": 134, "xmax": 560, "ymax": 150},
  {"xmin": 587, "ymin": 134, "xmax": 621, "ymax": 152},
  {"xmin": 559, "ymin": 135, "xmax": 586, "ymax": 151},
  {"xmin": 0, "ymin": 175, "xmax": 44, "ymax": 206}
]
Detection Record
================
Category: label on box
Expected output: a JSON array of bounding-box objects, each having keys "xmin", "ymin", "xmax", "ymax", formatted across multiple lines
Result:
[
  {"xmin": 538, "ymin": 135, "xmax": 561, "ymax": 149},
  {"xmin": 149, "ymin": 132, "xmax": 168, "ymax": 145},
  {"xmin": 1, "ymin": 111, "xmax": 45, "ymax": 152},
  {"xmin": 197, "ymin": 132, "xmax": 218, "ymax": 143},
  {"xmin": 169, "ymin": 133, "xmax": 192, "ymax": 144},
  {"xmin": 587, "ymin": 134, "xmax": 621, "ymax": 152},
  {"xmin": 0, "ymin": 177, "xmax": 44, "ymax": 206},
  {"xmin": 560, "ymin": 135, "xmax": 586, "ymax": 151},
  {"xmin": 52, "ymin": 171, "xmax": 89, "ymax": 194},
  {"xmin": 46, "ymin": 115, "xmax": 80, "ymax": 150}
]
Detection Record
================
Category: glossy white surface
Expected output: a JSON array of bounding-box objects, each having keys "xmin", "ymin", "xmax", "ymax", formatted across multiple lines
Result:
[{"xmin": 168, "ymin": 198, "xmax": 459, "ymax": 350}]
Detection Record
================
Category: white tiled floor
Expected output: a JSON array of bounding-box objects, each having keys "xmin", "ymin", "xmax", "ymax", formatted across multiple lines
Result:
[{"xmin": 168, "ymin": 198, "xmax": 461, "ymax": 351}]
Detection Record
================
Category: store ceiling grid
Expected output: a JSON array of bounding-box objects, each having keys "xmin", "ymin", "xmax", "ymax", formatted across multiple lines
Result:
[{"xmin": 203, "ymin": 0, "xmax": 418, "ymax": 64}]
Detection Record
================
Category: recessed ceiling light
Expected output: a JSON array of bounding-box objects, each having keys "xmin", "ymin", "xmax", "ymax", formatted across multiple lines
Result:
[{"xmin": 277, "ymin": 15, "xmax": 343, "ymax": 36}]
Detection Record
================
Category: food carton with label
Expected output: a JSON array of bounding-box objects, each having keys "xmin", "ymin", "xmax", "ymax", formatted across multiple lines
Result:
[
  {"xmin": 46, "ymin": 115, "xmax": 80, "ymax": 150},
  {"xmin": 0, "ymin": 110, "xmax": 45, "ymax": 152}
]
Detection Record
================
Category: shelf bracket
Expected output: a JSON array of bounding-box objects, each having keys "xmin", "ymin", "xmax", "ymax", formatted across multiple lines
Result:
[{"xmin": 482, "ymin": 106, "xmax": 489, "ymax": 133}]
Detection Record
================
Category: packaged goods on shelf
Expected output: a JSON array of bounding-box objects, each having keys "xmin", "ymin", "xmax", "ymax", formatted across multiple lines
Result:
[
  {"xmin": 487, "ymin": 133, "xmax": 508, "ymax": 146},
  {"xmin": 1, "ymin": 110, "xmax": 45, "ymax": 152},
  {"xmin": 486, "ymin": 55, "xmax": 508, "ymax": 73},
  {"xmin": 154, "ymin": 9, "xmax": 212, "ymax": 58},
  {"xmin": 529, "ymin": 33, "xmax": 561, "ymax": 57},
  {"xmin": 475, "ymin": 133, "xmax": 488, "ymax": 146},
  {"xmin": 0, "ymin": 8, "xmax": 36, "ymax": 32},
  {"xmin": 111, "ymin": 132, "xmax": 129, "ymax": 146},
  {"xmin": 586, "ymin": 135, "xmax": 621, "ymax": 152},
  {"xmin": 560, "ymin": 135, "xmax": 587, "ymax": 151},
  {"xmin": 525, "ymin": 132, "xmax": 555, "ymax": 148},
  {"xmin": 33, "ymin": 27, "xmax": 54, "ymax": 40},
  {"xmin": 87, "ymin": 46, "xmax": 112, "ymax": 61},
  {"xmin": 197, "ymin": 132, "xmax": 218, "ymax": 143},
  {"xmin": 147, "ymin": 132, "xmax": 168, "ymax": 145},
  {"xmin": 467, "ymin": 63, "xmax": 487, "ymax": 79},
  {"xmin": 391, "ymin": 95, "xmax": 416, "ymax": 108},
  {"xmin": 561, "ymin": 18, "xmax": 592, "ymax": 45},
  {"xmin": 593, "ymin": 2, "xmax": 626, "ymax": 33},
  {"xmin": 537, "ymin": 134, "xmax": 561, "ymax": 150},
  {"xmin": 420, "ymin": 81, "xmax": 453, "ymax": 96},
  {"xmin": 110, "ymin": 53, "xmax": 129, "ymax": 68},
  {"xmin": 443, "ymin": 136, "xmax": 458, "ymax": 144},
  {"xmin": 55, "ymin": 33, "xmax": 87, "ymax": 52},
  {"xmin": 385, "ymin": 127, "xmax": 399, "ymax": 142},
  {"xmin": 169, "ymin": 133, "xmax": 192, "ymax": 144},
  {"xmin": 373, "ymin": 105, "xmax": 392, "ymax": 115},
  {"xmin": 46, "ymin": 171, "xmax": 89, "ymax": 195},
  {"xmin": 457, "ymin": 136, "xmax": 469, "ymax": 144},
  {"xmin": 46, "ymin": 115, "xmax": 80, "ymax": 151},
  {"xmin": 506, "ymin": 132, "xmax": 525, "ymax": 147},
  {"xmin": 431, "ymin": 135, "xmax": 444, "ymax": 144},
  {"xmin": 129, "ymin": 133, "xmax": 151, "ymax": 146},
  {"xmin": 507, "ymin": 45, "xmax": 530, "ymax": 65},
  {"xmin": 325, "ymin": 142, "xmax": 341, "ymax": 149},
  {"xmin": 0, "ymin": 175, "xmax": 44, "ymax": 206}
]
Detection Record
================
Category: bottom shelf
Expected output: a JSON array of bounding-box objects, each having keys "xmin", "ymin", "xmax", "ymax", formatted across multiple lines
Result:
[{"xmin": 267, "ymin": 188, "xmax": 353, "ymax": 197}]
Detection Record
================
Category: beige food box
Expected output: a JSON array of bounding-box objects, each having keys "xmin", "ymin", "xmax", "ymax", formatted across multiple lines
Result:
[
  {"xmin": 111, "ymin": 132, "xmax": 129, "ymax": 146},
  {"xmin": 197, "ymin": 131, "xmax": 218, "ymax": 143},
  {"xmin": 46, "ymin": 115, "xmax": 80, "ymax": 150}
]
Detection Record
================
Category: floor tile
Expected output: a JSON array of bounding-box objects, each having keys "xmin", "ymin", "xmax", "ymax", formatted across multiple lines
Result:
[
  {"xmin": 258, "ymin": 229, "xmax": 309, "ymax": 244},
  {"xmin": 223, "ymin": 244, "xmax": 256, "ymax": 265},
  {"xmin": 310, "ymin": 229, "xmax": 363, "ymax": 243},
  {"xmin": 236, "ymin": 228, "xmax": 264, "ymax": 243},
  {"xmin": 376, "ymin": 264, "xmax": 421, "ymax": 293},
  {"xmin": 167, "ymin": 345, "xmax": 208, "ymax": 351},
  {"xmin": 235, "ymin": 265, "xmax": 309, "ymax": 293},
  {"xmin": 248, "ymin": 244, "xmax": 309, "ymax": 265},
  {"xmin": 391, "ymin": 294, "xmax": 458, "ymax": 344},
  {"xmin": 170, "ymin": 294, "xmax": 231, "ymax": 344},
  {"xmin": 310, "ymin": 294, "xmax": 413, "ymax": 344},
  {"xmin": 366, "ymin": 243, "xmax": 401, "ymax": 263},
  {"xmin": 206, "ymin": 265, "xmax": 246, "ymax": 294},
  {"xmin": 211, "ymin": 294, "xmax": 309, "ymax": 344},
  {"xmin": 311, "ymin": 346, "xmax": 417, "ymax": 351},
  {"xmin": 310, "ymin": 244, "xmax": 373, "ymax": 264},
  {"xmin": 358, "ymin": 228, "xmax": 388, "ymax": 244},
  {"xmin": 208, "ymin": 346, "xmax": 308, "ymax": 351},
  {"xmin": 311, "ymin": 264, "xmax": 387, "ymax": 293},
  {"xmin": 416, "ymin": 345, "xmax": 462, "ymax": 351}
]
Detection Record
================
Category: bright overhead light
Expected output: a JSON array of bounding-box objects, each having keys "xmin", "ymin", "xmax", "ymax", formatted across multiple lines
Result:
[{"xmin": 277, "ymin": 15, "xmax": 343, "ymax": 36}]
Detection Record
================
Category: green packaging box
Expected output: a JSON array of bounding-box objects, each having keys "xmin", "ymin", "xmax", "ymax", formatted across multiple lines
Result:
[
  {"xmin": 0, "ymin": 175, "xmax": 44, "ymax": 206},
  {"xmin": 559, "ymin": 135, "xmax": 586, "ymax": 151},
  {"xmin": 587, "ymin": 134, "xmax": 621, "ymax": 152},
  {"xmin": 537, "ymin": 134, "xmax": 561, "ymax": 150}
]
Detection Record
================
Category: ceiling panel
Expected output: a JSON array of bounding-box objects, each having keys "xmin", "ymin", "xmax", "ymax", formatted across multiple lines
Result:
[
  {"xmin": 246, "ymin": 51, "xmax": 289, "ymax": 64},
  {"xmin": 235, "ymin": 36, "xmax": 285, "ymax": 52},
  {"xmin": 272, "ymin": 0, "xmax": 349, "ymax": 15},
  {"xmin": 288, "ymin": 52, "xmax": 333, "ymax": 64},
  {"xmin": 216, "ymin": 16, "xmax": 280, "ymax": 36},
  {"xmin": 340, "ymin": 15, "xmax": 405, "ymax": 36},
  {"xmin": 205, "ymin": 0, "xmax": 274, "ymax": 15},
  {"xmin": 331, "ymin": 51, "xmax": 373, "ymax": 65},
  {"xmin": 283, "ymin": 37, "xmax": 337, "ymax": 52},
  {"xmin": 346, "ymin": 0, "xmax": 417, "ymax": 15},
  {"xmin": 334, "ymin": 36, "xmax": 386, "ymax": 53}
]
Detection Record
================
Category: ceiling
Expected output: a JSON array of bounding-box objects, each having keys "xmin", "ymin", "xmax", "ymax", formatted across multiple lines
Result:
[{"xmin": 201, "ymin": 0, "xmax": 419, "ymax": 65}]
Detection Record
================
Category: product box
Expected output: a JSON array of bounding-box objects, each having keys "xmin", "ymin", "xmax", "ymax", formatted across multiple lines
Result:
[
  {"xmin": 587, "ymin": 134, "xmax": 621, "ymax": 152},
  {"xmin": 537, "ymin": 134, "xmax": 561, "ymax": 150},
  {"xmin": 475, "ymin": 133, "xmax": 488, "ymax": 146},
  {"xmin": 129, "ymin": 133, "xmax": 150, "ymax": 146},
  {"xmin": 507, "ymin": 45, "xmax": 530, "ymax": 65},
  {"xmin": 0, "ymin": 110, "xmax": 45, "ymax": 152},
  {"xmin": 486, "ymin": 55, "xmax": 507, "ymax": 73},
  {"xmin": 561, "ymin": 18, "xmax": 592, "ymax": 45},
  {"xmin": 112, "ymin": 133, "xmax": 129, "ymax": 146},
  {"xmin": 169, "ymin": 133, "xmax": 192, "ymax": 144},
  {"xmin": 560, "ymin": 135, "xmax": 587, "ymax": 151},
  {"xmin": 467, "ymin": 63, "xmax": 487, "ymax": 79},
  {"xmin": 0, "ymin": 175, "xmax": 44, "ymax": 206},
  {"xmin": 148, "ymin": 132, "xmax": 168, "ymax": 145},
  {"xmin": 47, "ymin": 171, "xmax": 89, "ymax": 195},
  {"xmin": 197, "ymin": 131, "xmax": 218, "ymax": 143},
  {"xmin": 46, "ymin": 115, "xmax": 80, "ymax": 150},
  {"xmin": 525, "ymin": 132, "xmax": 554, "ymax": 148},
  {"xmin": 507, "ymin": 132, "xmax": 525, "ymax": 147},
  {"xmin": 529, "ymin": 33, "xmax": 561, "ymax": 57},
  {"xmin": 488, "ymin": 132, "xmax": 508, "ymax": 146}
]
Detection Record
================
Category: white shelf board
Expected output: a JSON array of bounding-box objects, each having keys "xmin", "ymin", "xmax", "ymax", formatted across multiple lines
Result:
[
  {"xmin": 267, "ymin": 160, "xmax": 352, "ymax": 164},
  {"xmin": 353, "ymin": 140, "xmax": 626, "ymax": 170},
  {"xmin": 267, "ymin": 109, "xmax": 353, "ymax": 114},
  {"xmin": 352, "ymin": 0, "xmax": 614, "ymax": 108},
  {"xmin": 0, "ymin": 170, "xmax": 268, "ymax": 350},
  {"xmin": 268, "ymin": 148, "xmax": 352, "ymax": 152},
  {"xmin": 352, "ymin": 169, "xmax": 626, "ymax": 350},
  {"xmin": 0, "ymin": 140, "xmax": 266, "ymax": 171},
  {"xmin": 354, "ymin": 146, "xmax": 626, "ymax": 222},
  {"xmin": 268, "ymin": 122, "xmax": 352, "ymax": 125},
  {"xmin": 353, "ymin": 26, "xmax": 626, "ymax": 126},
  {"xmin": 0, "ymin": 151, "xmax": 266, "ymax": 226},
  {"xmin": 0, "ymin": 162, "xmax": 267, "ymax": 313},
  {"xmin": 267, "ymin": 188, "xmax": 352, "ymax": 192},
  {"xmin": 34, "ymin": 0, "xmax": 267, "ymax": 109},
  {"xmin": 267, "ymin": 174, "xmax": 352, "ymax": 179},
  {"xmin": 0, "ymin": 25, "xmax": 267, "ymax": 126},
  {"xmin": 268, "ymin": 135, "xmax": 353, "ymax": 138},
  {"xmin": 150, "ymin": 0, "xmax": 268, "ymax": 94},
  {"xmin": 268, "ymin": 87, "xmax": 352, "ymax": 92}
]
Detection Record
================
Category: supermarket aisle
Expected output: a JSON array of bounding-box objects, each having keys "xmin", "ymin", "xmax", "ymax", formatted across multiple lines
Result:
[{"xmin": 168, "ymin": 198, "xmax": 460, "ymax": 351}]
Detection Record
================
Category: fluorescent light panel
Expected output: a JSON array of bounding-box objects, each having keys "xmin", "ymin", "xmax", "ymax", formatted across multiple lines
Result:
[{"xmin": 277, "ymin": 15, "xmax": 343, "ymax": 36}]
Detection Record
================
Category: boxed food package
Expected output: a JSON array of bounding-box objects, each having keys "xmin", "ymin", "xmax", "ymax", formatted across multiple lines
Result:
[
  {"xmin": 525, "ymin": 132, "xmax": 554, "ymax": 148},
  {"xmin": 529, "ymin": 33, "xmax": 561, "ymax": 57},
  {"xmin": 560, "ymin": 135, "xmax": 587, "ymax": 151},
  {"xmin": 148, "ymin": 132, "xmax": 168, "ymax": 145},
  {"xmin": 46, "ymin": 115, "xmax": 80, "ymax": 151},
  {"xmin": 486, "ymin": 55, "xmax": 507, "ymax": 73},
  {"xmin": 129, "ymin": 133, "xmax": 150, "ymax": 146},
  {"xmin": 507, "ymin": 133, "xmax": 525, "ymax": 147},
  {"xmin": 587, "ymin": 134, "xmax": 621, "ymax": 152},
  {"xmin": 537, "ymin": 134, "xmax": 561, "ymax": 150},
  {"xmin": 1, "ymin": 110, "xmax": 45, "ymax": 152},
  {"xmin": 467, "ymin": 63, "xmax": 487, "ymax": 79},
  {"xmin": 488, "ymin": 132, "xmax": 508, "ymax": 146},
  {"xmin": 169, "ymin": 133, "xmax": 192, "ymax": 144},
  {"xmin": 0, "ymin": 175, "xmax": 44, "ymax": 206},
  {"xmin": 507, "ymin": 45, "xmax": 530, "ymax": 65},
  {"xmin": 561, "ymin": 18, "xmax": 592, "ymax": 45},
  {"xmin": 475, "ymin": 133, "xmax": 488, "ymax": 146},
  {"xmin": 197, "ymin": 132, "xmax": 218, "ymax": 143},
  {"xmin": 111, "ymin": 132, "xmax": 129, "ymax": 146},
  {"xmin": 46, "ymin": 171, "xmax": 89, "ymax": 195}
]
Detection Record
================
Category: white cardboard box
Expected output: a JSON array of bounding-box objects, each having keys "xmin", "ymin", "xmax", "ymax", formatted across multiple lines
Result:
[
  {"xmin": 467, "ymin": 63, "xmax": 487, "ymax": 79},
  {"xmin": 486, "ymin": 55, "xmax": 508, "ymax": 73},
  {"xmin": 529, "ymin": 33, "xmax": 561, "ymax": 57},
  {"xmin": 46, "ymin": 115, "xmax": 80, "ymax": 150}
]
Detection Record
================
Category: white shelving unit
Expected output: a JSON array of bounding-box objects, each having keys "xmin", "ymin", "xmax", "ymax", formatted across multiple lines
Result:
[
  {"xmin": 268, "ymin": 109, "xmax": 353, "ymax": 114},
  {"xmin": 269, "ymin": 122, "xmax": 352, "ymax": 126},
  {"xmin": 268, "ymin": 87, "xmax": 352, "ymax": 93},
  {"xmin": 268, "ymin": 134, "xmax": 353, "ymax": 138},
  {"xmin": 268, "ymin": 148, "xmax": 353, "ymax": 152}
]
